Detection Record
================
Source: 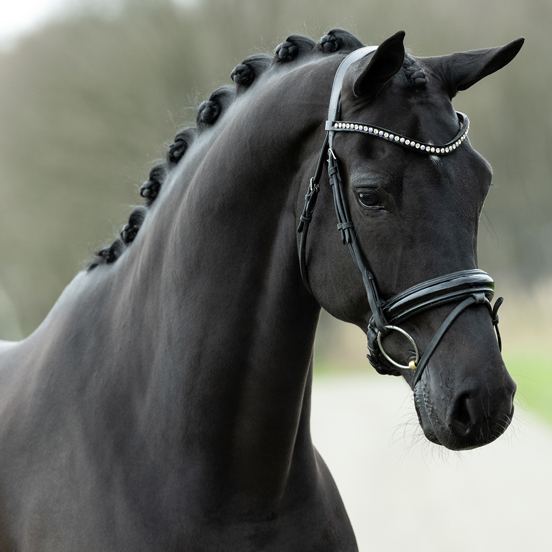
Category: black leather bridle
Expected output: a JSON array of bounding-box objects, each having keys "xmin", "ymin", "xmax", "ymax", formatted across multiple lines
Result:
[{"xmin": 297, "ymin": 46, "xmax": 503, "ymax": 386}]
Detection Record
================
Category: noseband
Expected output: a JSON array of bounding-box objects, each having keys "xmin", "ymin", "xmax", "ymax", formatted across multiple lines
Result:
[{"xmin": 298, "ymin": 46, "xmax": 503, "ymax": 386}]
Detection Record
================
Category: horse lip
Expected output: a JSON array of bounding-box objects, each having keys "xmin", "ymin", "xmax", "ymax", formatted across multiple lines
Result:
[
  {"xmin": 413, "ymin": 380, "xmax": 472, "ymax": 450},
  {"xmin": 413, "ymin": 377, "xmax": 513, "ymax": 451},
  {"xmin": 413, "ymin": 384, "xmax": 442, "ymax": 446}
]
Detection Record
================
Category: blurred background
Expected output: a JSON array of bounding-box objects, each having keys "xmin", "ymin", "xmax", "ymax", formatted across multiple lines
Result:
[{"xmin": 0, "ymin": 0, "xmax": 551, "ymax": 549}]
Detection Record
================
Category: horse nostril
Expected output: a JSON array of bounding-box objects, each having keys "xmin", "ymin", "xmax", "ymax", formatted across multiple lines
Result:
[
  {"xmin": 446, "ymin": 382, "xmax": 516, "ymax": 444},
  {"xmin": 449, "ymin": 392, "xmax": 476, "ymax": 437}
]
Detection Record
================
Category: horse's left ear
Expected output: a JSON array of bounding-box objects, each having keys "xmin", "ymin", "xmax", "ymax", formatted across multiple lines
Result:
[
  {"xmin": 350, "ymin": 31, "xmax": 406, "ymax": 99},
  {"xmin": 427, "ymin": 38, "xmax": 525, "ymax": 97}
]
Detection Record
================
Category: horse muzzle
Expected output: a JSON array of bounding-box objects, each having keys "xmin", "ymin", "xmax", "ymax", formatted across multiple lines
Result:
[{"xmin": 413, "ymin": 367, "xmax": 516, "ymax": 450}]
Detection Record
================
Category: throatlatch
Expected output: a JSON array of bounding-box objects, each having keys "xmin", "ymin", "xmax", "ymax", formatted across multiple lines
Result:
[{"xmin": 297, "ymin": 46, "xmax": 504, "ymax": 387}]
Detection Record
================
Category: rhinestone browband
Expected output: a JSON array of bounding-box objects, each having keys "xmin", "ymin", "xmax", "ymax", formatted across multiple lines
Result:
[{"xmin": 325, "ymin": 111, "xmax": 470, "ymax": 156}]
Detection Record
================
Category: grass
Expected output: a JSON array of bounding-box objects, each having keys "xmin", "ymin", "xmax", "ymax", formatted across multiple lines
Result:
[{"xmin": 505, "ymin": 349, "xmax": 552, "ymax": 426}]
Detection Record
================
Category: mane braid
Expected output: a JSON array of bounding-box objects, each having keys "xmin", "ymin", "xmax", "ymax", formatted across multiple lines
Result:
[
  {"xmin": 140, "ymin": 163, "xmax": 168, "ymax": 206},
  {"xmin": 315, "ymin": 29, "xmax": 365, "ymax": 54},
  {"xmin": 196, "ymin": 86, "xmax": 236, "ymax": 132},
  {"xmin": 273, "ymin": 35, "xmax": 316, "ymax": 65},
  {"xmin": 87, "ymin": 30, "xmax": 365, "ymax": 272},
  {"xmin": 231, "ymin": 54, "xmax": 272, "ymax": 94},
  {"xmin": 88, "ymin": 238, "xmax": 125, "ymax": 270},
  {"xmin": 121, "ymin": 207, "xmax": 147, "ymax": 244},
  {"xmin": 166, "ymin": 127, "xmax": 198, "ymax": 167}
]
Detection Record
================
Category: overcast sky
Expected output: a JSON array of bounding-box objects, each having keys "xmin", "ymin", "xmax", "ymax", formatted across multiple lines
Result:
[
  {"xmin": 0, "ymin": 0, "xmax": 197, "ymax": 48},
  {"xmin": 0, "ymin": 0, "xmax": 68, "ymax": 45}
]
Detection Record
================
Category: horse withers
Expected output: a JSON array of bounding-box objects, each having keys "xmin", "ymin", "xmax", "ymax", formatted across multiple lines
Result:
[{"xmin": 0, "ymin": 30, "xmax": 523, "ymax": 551}]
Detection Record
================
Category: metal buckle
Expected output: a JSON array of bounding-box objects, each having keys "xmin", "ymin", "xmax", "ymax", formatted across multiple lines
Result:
[{"xmin": 376, "ymin": 325, "xmax": 419, "ymax": 370}]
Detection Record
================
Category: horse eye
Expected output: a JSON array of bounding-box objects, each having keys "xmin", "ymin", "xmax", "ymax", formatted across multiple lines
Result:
[{"xmin": 357, "ymin": 190, "xmax": 383, "ymax": 208}]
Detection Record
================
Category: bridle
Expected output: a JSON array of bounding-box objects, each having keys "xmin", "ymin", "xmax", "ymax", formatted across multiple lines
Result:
[{"xmin": 297, "ymin": 46, "xmax": 503, "ymax": 387}]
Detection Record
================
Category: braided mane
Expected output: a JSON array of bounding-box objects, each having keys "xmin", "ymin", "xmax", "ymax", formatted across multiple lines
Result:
[{"xmin": 87, "ymin": 29, "xmax": 425, "ymax": 271}]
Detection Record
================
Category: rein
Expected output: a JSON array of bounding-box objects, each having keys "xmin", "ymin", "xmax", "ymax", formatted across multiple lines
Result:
[{"xmin": 297, "ymin": 46, "xmax": 503, "ymax": 386}]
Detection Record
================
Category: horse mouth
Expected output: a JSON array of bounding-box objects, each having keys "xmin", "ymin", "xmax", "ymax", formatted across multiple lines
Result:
[
  {"xmin": 413, "ymin": 385, "xmax": 443, "ymax": 446},
  {"xmin": 412, "ymin": 381, "xmax": 513, "ymax": 451}
]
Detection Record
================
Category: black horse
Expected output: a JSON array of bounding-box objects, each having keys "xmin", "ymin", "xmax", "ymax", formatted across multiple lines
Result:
[{"xmin": 0, "ymin": 30, "xmax": 523, "ymax": 551}]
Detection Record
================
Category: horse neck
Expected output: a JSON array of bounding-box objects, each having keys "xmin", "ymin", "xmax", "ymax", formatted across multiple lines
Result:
[
  {"xmin": 134, "ymin": 63, "xmax": 334, "ymax": 364},
  {"xmin": 101, "ymin": 64, "xmax": 332, "ymax": 510},
  {"xmin": 139, "ymin": 70, "xmax": 326, "ymax": 357}
]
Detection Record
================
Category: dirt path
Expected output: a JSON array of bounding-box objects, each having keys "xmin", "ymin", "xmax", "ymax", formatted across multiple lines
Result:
[{"xmin": 311, "ymin": 374, "xmax": 552, "ymax": 552}]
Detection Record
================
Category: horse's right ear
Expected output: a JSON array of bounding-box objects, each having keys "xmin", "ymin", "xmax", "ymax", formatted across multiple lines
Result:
[{"xmin": 351, "ymin": 31, "xmax": 406, "ymax": 99}]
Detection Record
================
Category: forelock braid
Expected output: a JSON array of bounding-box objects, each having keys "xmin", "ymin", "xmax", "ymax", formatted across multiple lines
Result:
[{"xmin": 402, "ymin": 55, "xmax": 428, "ymax": 87}]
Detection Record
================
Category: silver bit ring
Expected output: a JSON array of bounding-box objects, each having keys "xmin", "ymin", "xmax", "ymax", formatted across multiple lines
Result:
[{"xmin": 376, "ymin": 325, "xmax": 419, "ymax": 370}]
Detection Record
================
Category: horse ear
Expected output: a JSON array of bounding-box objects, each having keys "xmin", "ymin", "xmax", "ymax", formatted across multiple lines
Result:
[
  {"xmin": 351, "ymin": 31, "xmax": 406, "ymax": 99},
  {"xmin": 429, "ymin": 38, "xmax": 524, "ymax": 97}
]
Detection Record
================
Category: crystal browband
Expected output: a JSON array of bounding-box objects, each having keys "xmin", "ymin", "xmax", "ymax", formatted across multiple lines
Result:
[{"xmin": 325, "ymin": 111, "xmax": 470, "ymax": 156}]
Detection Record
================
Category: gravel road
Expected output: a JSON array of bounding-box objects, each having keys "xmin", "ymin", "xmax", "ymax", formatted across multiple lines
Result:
[{"xmin": 311, "ymin": 374, "xmax": 551, "ymax": 552}]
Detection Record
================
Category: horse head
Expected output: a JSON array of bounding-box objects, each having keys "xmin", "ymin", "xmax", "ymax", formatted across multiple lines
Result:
[{"xmin": 300, "ymin": 31, "xmax": 523, "ymax": 450}]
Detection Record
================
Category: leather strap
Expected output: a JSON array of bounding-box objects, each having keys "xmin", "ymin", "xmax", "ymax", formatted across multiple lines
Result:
[
  {"xmin": 327, "ymin": 46, "xmax": 378, "ymax": 125},
  {"xmin": 412, "ymin": 293, "xmax": 489, "ymax": 387},
  {"xmin": 297, "ymin": 179, "xmax": 320, "ymax": 294},
  {"xmin": 298, "ymin": 46, "xmax": 377, "ymax": 299},
  {"xmin": 383, "ymin": 269, "xmax": 495, "ymax": 324},
  {"xmin": 326, "ymin": 147, "xmax": 388, "ymax": 332},
  {"xmin": 325, "ymin": 46, "xmax": 389, "ymax": 333}
]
